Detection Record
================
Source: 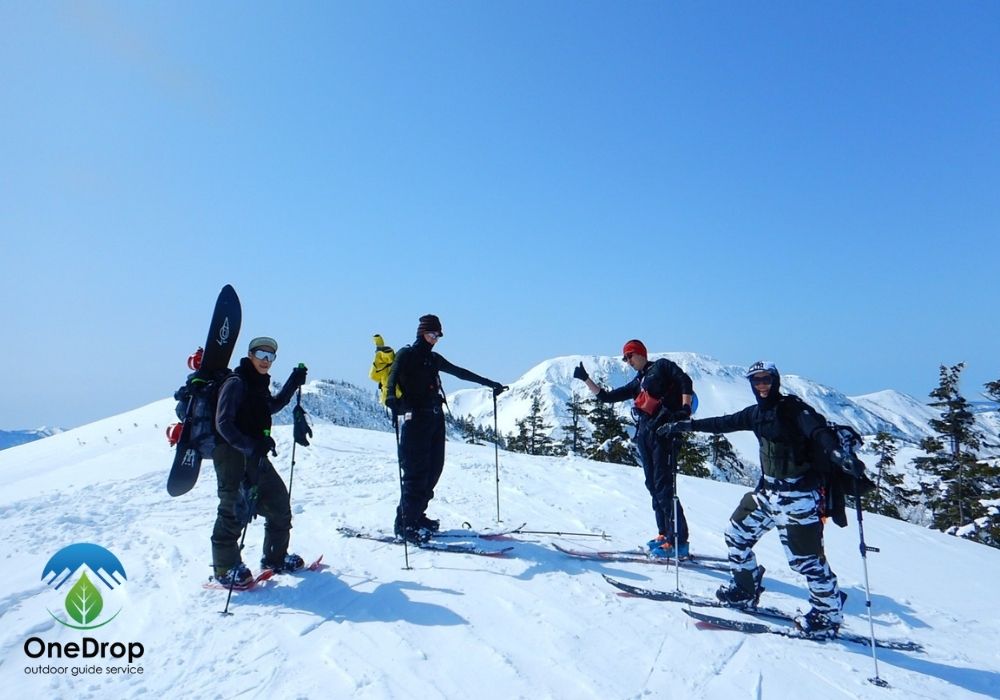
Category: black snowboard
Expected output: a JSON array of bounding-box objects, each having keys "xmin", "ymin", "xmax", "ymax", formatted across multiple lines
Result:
[{"xmin": 167, "ymin": 285, "xmax": 241, "ymax": 496}]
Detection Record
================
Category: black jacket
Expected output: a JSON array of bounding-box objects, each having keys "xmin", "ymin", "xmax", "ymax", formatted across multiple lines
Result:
[
  {"xmin": 596, "ymin": 358, "xmax": 693, "ymax": 423},
  {"xmin": 690, "ymin": 394, "xmax": 838, "ymax": 481},
  {"xmin": 215, "ymin": 357, "xmax": 298, "ymax": 457},
  {"xmin": 386, "ymin": 337, "xmax": 495, "ymax": 412}
]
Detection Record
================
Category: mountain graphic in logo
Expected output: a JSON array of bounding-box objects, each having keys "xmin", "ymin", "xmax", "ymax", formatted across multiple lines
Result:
[{"xmin": 41, "ymin": 543, "xmax": 127, "ymax": 629}]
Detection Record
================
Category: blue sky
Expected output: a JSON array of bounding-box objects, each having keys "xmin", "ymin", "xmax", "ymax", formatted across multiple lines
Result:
[{"xmin": 2, "ymin": 2, "xmax": 997, "ymax": 429}]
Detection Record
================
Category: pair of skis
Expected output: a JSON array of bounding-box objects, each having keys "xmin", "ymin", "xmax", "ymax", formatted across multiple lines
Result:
[
  {"xmin": 337, "ymin": 525, "xmax": 523, "ymax": 557},
  {"xmin": 552, "ymin": 543, "xmax": 731, "ymax": 572},
  {"xmin": 603, "ymin": 575, "xmax": 922, "ymax": 653}
]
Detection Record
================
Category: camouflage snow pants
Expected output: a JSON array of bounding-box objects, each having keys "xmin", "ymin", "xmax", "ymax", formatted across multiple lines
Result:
[{"xmin": 725, "ymin": 476, "xmax": 843, "ymax": 619}]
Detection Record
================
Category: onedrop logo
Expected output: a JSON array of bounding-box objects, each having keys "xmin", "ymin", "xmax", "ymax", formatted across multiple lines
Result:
[{"xmin": 41, "ymin": 543, "xmax": 127, "ymax": 630}]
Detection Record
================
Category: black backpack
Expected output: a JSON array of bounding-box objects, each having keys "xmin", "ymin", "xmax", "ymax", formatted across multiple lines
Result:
[
  {"xmin": 172, "ymin": 367, "xmax": 233, "ymax": 459},
  {"xmin": 780, "ymin": 396, "xmax": 877, "ymax": 527}
]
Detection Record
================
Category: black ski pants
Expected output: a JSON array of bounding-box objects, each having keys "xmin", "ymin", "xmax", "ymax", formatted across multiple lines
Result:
[
  {"xmin": 396, "ymin": 408, "xmax": 446, "ymax": 525},
  {"xmin": 211, "ymin": 442, "xmax": 292, "ymax": 575},
  {"xmin": 634, "ymin": 424, "xmax": 689, "ymax": 545}
]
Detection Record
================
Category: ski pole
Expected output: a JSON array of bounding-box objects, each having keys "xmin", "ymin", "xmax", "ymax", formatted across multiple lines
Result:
[
  {"xmin": 854, "ymin": 473, "xmax": 887, "ymax": 687},
  {"xmin": 222, "ymin": 461, "xmax": 261, "ymax": 616},
  {"xmin": 512, "ymin": 529, "xmax": 610, "ymax": 540},
  {"xmin": 493, "ymin": 390, "xmax": 502, "ymax": 523},
  {"xmin": 671, "ymin": 438, "xmax": 681, "ymax": 592},
  {"xmin": 288, "ymin": 387, "xmax": 301, "ymax": 502},
  {"xmin": 393, "ymin": 409, "xmax": 410, "ymax": 570}
]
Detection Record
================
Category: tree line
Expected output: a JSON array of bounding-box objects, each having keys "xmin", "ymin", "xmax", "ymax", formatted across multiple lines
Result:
[{"xmin": 455, "ymin": 365, "xmax": 1000, "ymax": 549}]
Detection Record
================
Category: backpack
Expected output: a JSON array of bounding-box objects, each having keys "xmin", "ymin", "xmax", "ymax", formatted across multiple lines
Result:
[
  {"xmin": 779, "ymin": 396, "xmax": 877, "ymax": 527},
  {"xmin": 169, "ymin": 366, "xmax": 233, "ymax": 459},
  {"xmin": 370, "ymin": 334, "xmax": 402, "ymax": 405}
]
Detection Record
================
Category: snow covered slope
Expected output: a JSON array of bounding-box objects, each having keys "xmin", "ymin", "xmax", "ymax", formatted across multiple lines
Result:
[{"xmin": 1, "ymin": 403, "xmax": 999, "ymax": 699}]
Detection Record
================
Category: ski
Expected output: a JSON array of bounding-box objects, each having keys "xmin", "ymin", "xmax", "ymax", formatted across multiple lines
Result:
[
  {"xmin": 682, "ymin": 608, "xmax": 924, "ymax": 653},
  {"xmin": 337, "ymin": 526, "xmax": 513, "ymax": 557},
  {"xmin": 202, "ymin": 568, "xmax": 275, "ymax": 592},
  {"xmin": 430, "ymin": 522, "xmax": 528, "ymax": 541},
  {"xmin": 603, "ymin": 575, "xmax": 796, "ymax": 623},
  {"xmin": 167, "ymin": 284, "xmax": 242, "ymax": 497},
  {"xmin": 556, "ymin": 544, "xmax": 731, "ymax": 572}
]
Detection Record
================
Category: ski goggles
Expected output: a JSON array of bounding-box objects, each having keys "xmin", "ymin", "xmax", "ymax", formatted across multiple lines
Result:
[
  {"xmin": 425, "ymin": 331, "xmax": 442, "ymax": 339},
  {"xmin": 749, "ymin": 374, "xmax": 774, "ymax": 386},
  {"xmin": 251, "ymin": 349, "xmax": 277, "ymax": 362}
]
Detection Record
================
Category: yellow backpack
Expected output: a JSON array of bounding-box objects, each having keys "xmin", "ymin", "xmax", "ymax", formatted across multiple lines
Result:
[{"xmin": 370, "ymin": 334, "xmax": 402, "ymax": 405}]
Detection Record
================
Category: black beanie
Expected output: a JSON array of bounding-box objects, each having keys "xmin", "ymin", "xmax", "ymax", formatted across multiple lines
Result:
[{"xmin": 417, "ymin": 314, "xmax": 443, "ymax": 337}]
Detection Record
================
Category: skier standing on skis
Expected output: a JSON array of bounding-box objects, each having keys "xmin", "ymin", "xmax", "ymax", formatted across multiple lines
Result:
[
  {"xmin": 211, "ymin": 336, "xmax": 308, "ymax": 587},
  {"xmin": 658, "ymin": 361, "xmax": 846, "ymax": 635},
  {"xmin": 573, "ymin": 340, "xmax": 694, "ymax": 558},
  {"xmin": 385, "ymin": 314, "xmax": 506, "ymax": 543}
]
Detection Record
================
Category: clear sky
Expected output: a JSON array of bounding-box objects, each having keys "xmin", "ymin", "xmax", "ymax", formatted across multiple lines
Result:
[{"xmin": 2, "ymin": 2, "xmax": 997, "ymax": 429}]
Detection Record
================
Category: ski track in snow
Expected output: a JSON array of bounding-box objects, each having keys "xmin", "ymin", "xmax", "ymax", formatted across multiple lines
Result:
[{"xmin": 1, "ymin": 411, "xmax": 999, "ymax": 699}]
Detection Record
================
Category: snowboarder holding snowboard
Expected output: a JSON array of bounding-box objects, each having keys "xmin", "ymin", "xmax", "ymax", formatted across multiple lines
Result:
[
  {"xmin": 385, "ymin": 314, "xmax": 506, "ymax": 543},
  {"xmin": 573, "ymin": 340, "xmax": 694, "ymax": 558},
  {"xmin": 658, "ymin": 361, "xmax": 846, "ymax": 635},
  {"xmin": 211, "ymin": 336, "xmax": 308, "ymax": 587}
]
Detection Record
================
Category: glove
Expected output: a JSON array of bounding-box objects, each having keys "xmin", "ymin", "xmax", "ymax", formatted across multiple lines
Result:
[
  {"xmin": 254, "ymin": 435, "xmax": 277, "ymax": 458},
  {"xmin": 667, "ymin": 405, "xmax": 692, "ymax": 421},
  {"xmin": 572, "ymin": 362, "xmax": 590, "ymax": 382},
  {"xmin": 289, "ymin": 364, "xmax": 308, "ymax": 388},
  {"xmin": 385, "ymin": 396, "xmax": 400, "ymax": 417},
  {"xmin": 491, "ymin": 382, "xmax": 508, "ymax": 397},
  {"xmin": 234, "ymin": 481, "xmax": 259, "ymax": 525},
  {"xmin": 293, "ymin": 404, "xmax": 312, "ymax": 446},
  {"xmin": 832, "ymin": 450, "xmax": 865, "ymax": 478},
  {"xmin": 656, "ymin": 420, "xmax": 692, "ymax": 438}
]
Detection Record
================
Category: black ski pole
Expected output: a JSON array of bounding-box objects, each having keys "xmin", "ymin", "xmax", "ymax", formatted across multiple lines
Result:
[
  {"xmin": 288, "ymin": 388, "xmax": 301, "ymax": 502},
  {"xmin": 393, "ymin": 409, "xmax": 410, "ymax": 570},
  {"xmin": 222, "ymin": 465, "xmax": 260, "ymax": 616},
  {"xmin": 493, "ymin": 389, "xmax": 502, "ymax": 523},
  {"xmin": 671, "ymin": 438, "xmax": 681, "ymax": 591}
]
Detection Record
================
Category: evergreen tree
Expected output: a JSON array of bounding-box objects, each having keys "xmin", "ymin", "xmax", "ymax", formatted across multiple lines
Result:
[
  {"xmin": 560, "ymin": 391, "xmax": 591, "ymax": 455},
  {"xmin": 911, "ymin": 364, "xmax": 1000, "ymax": 544},
  {"xmin": 862, "ymin": 431, "xmax": 918, "ymax": 519},
  {"xmin": 508, "ymin": 391, "xmax": 556, "ymax": 456},
  {"xmin": 585, "ymin": 394, "xmax": 636, "ymax": 466},
  {"xmin": 675, "ymin": 433, "xmax": 710, "ymax": 478},
  {"xmin": 707, "ymin": 433, "xmax": 754, "ymax": 485}
]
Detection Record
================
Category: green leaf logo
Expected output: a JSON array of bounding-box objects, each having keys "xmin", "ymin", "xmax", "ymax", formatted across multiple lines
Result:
[{"xmin": 65, "ymin": 571, "xmax": 104, "ymax": 625}]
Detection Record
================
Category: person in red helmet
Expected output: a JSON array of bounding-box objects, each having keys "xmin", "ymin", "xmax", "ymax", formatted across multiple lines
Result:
[{"xmin": 573, "ymin": 339, "xmax": 694, "ymax": 557}]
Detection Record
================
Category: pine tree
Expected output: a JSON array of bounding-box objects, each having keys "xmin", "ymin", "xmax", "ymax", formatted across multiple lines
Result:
[
  {"xmin": 675, "ymin": 433, "xmax": 710, "ymax": 478},
  {"xmin": 862, "ymin": 431, "xmax": 918, "ymax": 519},
  {"xmin": 707, "ymin": 433, "xmax": 754, "ymax": 485},
  {"xmin": 911, "ymin": 364, "xmax": 999, "ymax": 543},
  {"xmin": 585, "ymin": 394, "xmax": 636, "ymax": 466},
  {"xmin": 560, "ymin": 391, "xmax": 591, "ymax": 455},
  {"xmin": 508, "ymin": 391, "xmax": 556, "ymax": 456}
]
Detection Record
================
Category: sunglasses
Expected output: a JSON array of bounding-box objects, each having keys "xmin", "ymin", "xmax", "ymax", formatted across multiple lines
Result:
[
  {"xmin": 622, "ymin": 353, "xmax": 634, "ymax": 362},
  {"xmin": 750, "ymin": 374, "xmax": 773, "ymax": 386},
  {"xmin": 251, "ymin": 349, "xmax": 276, "ymax": 362},
  {"xmin": 425, "ymin": 331, "xmax": 442, "ymax": 339}
]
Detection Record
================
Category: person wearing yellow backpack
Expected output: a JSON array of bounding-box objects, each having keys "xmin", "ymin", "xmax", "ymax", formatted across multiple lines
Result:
[{"xmin": 385, "ymin": 314, "xmax": 506, "ymax": 542}]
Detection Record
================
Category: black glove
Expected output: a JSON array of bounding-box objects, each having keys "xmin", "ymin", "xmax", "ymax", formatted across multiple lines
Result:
[
  {"xmin": 385, "ymin": 396, "xmax": 399, "ymax": 417},
  {"xmin": 234, "ymin": 481, "xmax": 259, "ymax": 525},
  {"xmin": 832, "ymin": 450, "xmax": 865, "ymax": 478},
  {"xmin": 572, "ymin": 362, "xmax": 589, "ymax": 382},
  {"xmin": 293, "ymin": 404, "xmax": 312, "ymax": 446},
  {"xmin": 667, "ymin": 405, "xmax": 692, "ymax": 421},
  {"xmin": 491, "ymin": 382, "xmax": 508, "ymax": 397},
  {"xmin": 289, "ymin": 364, "xmax": 308, "ymax": 388},
  {"xmin": 656, "ymin": 420, "xmax": 692, "ymax": 438},
  {"xmin": 254, "ymin": 435, "xmax": 277, "ymax": 458}
]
